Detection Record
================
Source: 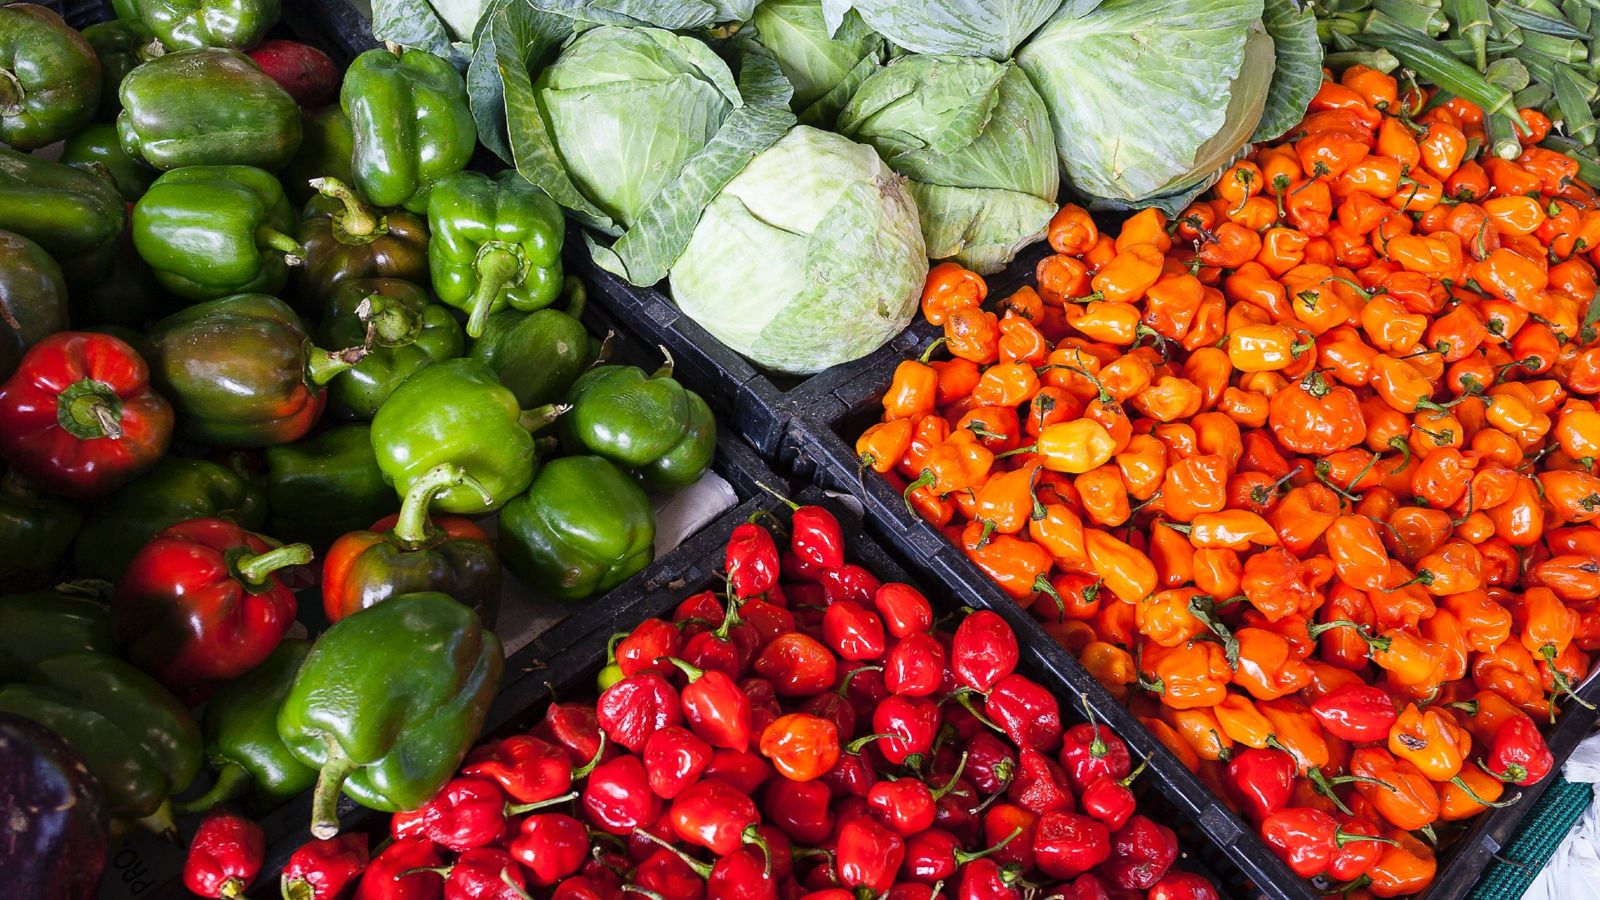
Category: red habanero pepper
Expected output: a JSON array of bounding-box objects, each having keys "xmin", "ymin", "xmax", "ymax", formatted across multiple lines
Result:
[
  {"xmin": 429, "ymin": 848, "xmax": 527, "ymax": 900},
  {"xmin": 875, "ymin": 582, "xmax": 933, "ymax": 638},
  {"xmin": 596, "ymin": 672, "xmax": 681, "ymax": 752},
  {"xmin": 763, "ymin": 779, "xmax": 833, "ymax": 843},
  {"xmin": 753, "ymin": 632, "xmax": 838, "ymax": 696},
  {"xmin": 822, "ymin": 601, "xmax": 888, "ymax": 662},
  {"xmin": 1484, "ymin": 716, "xmax": 1556, "ymax": 786},
  {"xmin": 758, "ymin": 712, "xmax": 841, "ymax": 782},
  {"xmin": 1032, "ymin": 811, "xmax": 1111, "ymax": 879},
  {"xmin": 1148, "ymin": 871, "xmax": 1222, "ymax": 900},
  {"xmin": 183, "ymin": 809, "xmax": 264, "ymax": 900},
  {"xmin": 986, "ymin": 673, "xmax": 1064, "ymax": 753},
  {"xmin": 953, "ymin": 610, "xmax": 1020, "ymax": 691},
  {"xmin": 642, "ymin": 725, "xmax": 712, "ymax": 799},
  {"xmin": 114, "ymin": 517, "xmax": 309, "ymax": 691},
  {"xmin": 791, "ymin": 503, "xmax": 845, "ymax": 570},
  {"xmin": 1310, "ymin": 683, "xmax": 1400, "ymax": 743},
  {"xmin": 1059, "ymin": 718, "xmax": 1133, "ymax": 791},
  {"xmin": 666, "ymin": 658, "xmax": 753, "ymax": 751},
  {"xmin": 0, "ymin": 331, "xmax": 172, "ymax": 499},
  {"xmin": 868, "ymin": 775, "xmax": 941, "ymax": 836},
  {"xmin": 409, "ymin": 776, "xmax": 512, "ymax": 851},
  {"xmin": 613, "ymin": 618, "xmax": 682, "ymax": 679},
  {"xmin": 1103, "ymin": 815, "xmax": 1179, "ymax": 890},
  {"xmin": 884, "ymin": 631, "xmax": 946, "ymax": 696},
  {"xmin": 1079, "ymin": 755, "xmax": 1149, "ymax": 831},
  {"xmin": 281, "ymin": 833, "xmax": 369, "ymax": 900},
  {"xmin": 1007, "ymin": 747, "xmax": 1073, "ymax": 816},
  {"xmin": 669, "ymin": 778, "xmax": 763, "ymax": 856},
  {"xmin": 352, "ymin": 839, "xmax": 442, "ymax": 900},
  {"xmin": 510, "ymin": 813, "xmax": 589, "ymax": 886},
  {"xmin": 873, "ymin": 694, "xmax": 940, "ymax": 764},
  {"xmin": 818, "ymin": 564, "xmax": 881, "ymax": 606},
  {"xmin": 727, "ymin": 522, "xmax": 780, "ymax": 599},
  {"xmin": 537, "ymin": 702, "xmax": 606, "ymax": 766},
  {"xmin": 581, "ymin": 755, "xmax": 660, "ymax": 835},
  {"xmin": 836, "ymin": 815, "xmax": 906, "ymax": 895},
  {"xmin": 1260, "ymin": 807, "xmax": 1395, "ymax": 879},
  {"xmin": 1226, "ymin": 747, "xmax": 1297, "ymax": 822}
]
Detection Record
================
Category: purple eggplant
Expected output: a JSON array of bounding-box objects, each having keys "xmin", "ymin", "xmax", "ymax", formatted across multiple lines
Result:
[{"xmin": 0, "ymin": 712, "xmax": 109, "ymax": 899}]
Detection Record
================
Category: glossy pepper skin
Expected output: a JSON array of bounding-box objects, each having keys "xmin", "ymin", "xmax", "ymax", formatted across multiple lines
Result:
[
  {"xmin": 427, "ymin": 169, "xmax": 564, "ymax": 337},
  {"xmin": 148, "ymin": 294, "xmax": 351, "ymax": 446},
  {"xmin": 564, "ymin": 358, "xmax": 718, "ymax": 491},
  {"xmin": 183, "ymin": 808, "xmax": 264, "ymax": 899},
  {"xmin": 317, "ymin": 278, "xmax": 463, "ymax": 419},
  {"xmin": 278, "ymin": 592, "xmax": 503, "ymax": 837},
  {"xmin": 1485, "ymin": 716, "xmax": 1555, "ymax": 786},
  {"xmin": 469, "ymin": 277, "xmax": 594, "ymax": 408},
  {"xmin": 133, "ymin": 0, "xmax": 281, "ymax": 51},
  {"xmin": 0, "ymin": 589, "xmax": 114, "ymax": 685},
  {"xmin": 0, "ymin": 332, "xmax": 173, "ymax": 500},
  {"xmin": 370, "ymin": 357, "xmax": 559, "ymax": 512},
  {"xmin": 118, "ymin": 48, "xmax": 301, "ymax": 171},
  {"xmin": 0, "ymin": 4, "xmax": 100, "ymax": 149},
  {"xmin": 499, "ymin": 455, "xmax": 657, "ymax": 601},
  {"xmin": 0, "ymin": 147, "xmax": 125, "ymax": 281},
  {"xmin": 292, "ymin": 177, "xmax": 430, "ymax": 309},
  {"xmin": 281, "ymin": 833, "xmax": 369, "ymax": 900},
  {"xmin": 73, "ymin": 456, "xmax": 266, "ymax": 582},
  {"xmin": 321, "ymin": 463, "xmax": 501, "ymax": 627},
  {"xmin": 131, "ymin": 165, "xmax": 305, "ymax": 301},
  {"xmin": 61, "ymin": 122, "xmax": 159, "ymax": 202},
  {"xmin": 114, "ymin": 517, "xmax": 310, "ymax": 691},
  {"xmin": 0, "ymin": 649, "xmax": 200, "ymax": 821},
  {"xmin": 342, "ymin": 46, "xmax": 475, "ymax": 213},
  {"xmin": 178, "ymin": 639, "xmax": 316, "ymax": 815},
  {"xmin": 0, "ymin": 470, "xmax": 80, "ymax": 586},
  {"xmin": 0, "ymin": 229, "xmax": 67, "ymax": 380},
  {"xmin": 262, "ymin": 423, "xmax": 398, "ymax": 550},
  {"xmin": 80, "ymin": 19, "xmax": 155, "ymax": 121}
]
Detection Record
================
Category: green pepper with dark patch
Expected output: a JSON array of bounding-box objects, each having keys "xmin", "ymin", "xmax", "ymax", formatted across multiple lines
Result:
[
  {"xmin": 317, "ymin": 277, "xmax": 462, "ymax": 419},
  {"xmin": 81, "ymin": 18, "xmax": 157, "ymax": 121},
  {"xmin": 0, "ymin": 147, "xmax": 125, "ymax": 281},
  {"xmin": 0, "ymin": 3, "xmax": 101, "ymax": 149},
  {"xmin": 282, "ymin": 105, "xmax": 354, "ymax": 207},
  {"xmin": 0, "ymin": 229, "xmax": 68, "ymax": 380},
  {"xmin": 499, "ymin": 455, "xmax": 656, "ymax": 601},
  {"xmin": 119, "ymin": 47, "xmax": 301, "ymax": 171},
  {"xmin": 261, "ymin": 423, "xmax": 397, "ymax": 549},
  {"xmin": 342, "ymin": 45, "xmax": 474, "ymax": 213},
  {"xmin": 428, "ymin": 169, "xmax": 564, "ymax": 338},
  {"xmin": 132, "ymin": 165, "xmax": 305, "ymax": 301},
  {"xmin": 291, "ymin": 176, "xmax": 430, "ymax": 309},
  {"xmin": 278, "ymin": 591, "xmax": 502, "ymax": 837}
]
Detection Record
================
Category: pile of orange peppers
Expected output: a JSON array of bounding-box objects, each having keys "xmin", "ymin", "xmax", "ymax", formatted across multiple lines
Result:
[{"xmin": 856, "ymin": 65, "xmax": 1600, "ymax": 898}]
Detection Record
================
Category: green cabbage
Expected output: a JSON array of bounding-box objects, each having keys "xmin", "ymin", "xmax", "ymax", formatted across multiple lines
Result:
[
  {"xmin": 838, "ymin": 56, "xmax": 1057, "ymax": 274},
  {"xmin": 1016, "ymin": 0, "xmax": 1276, "ymax": 210},
  {"xmin": 670, "ymin": 126, "xmax": 926, "ymax": 375},
  {"xmin": 534, "ymin": 26, "xmax": 741, "ymax": 232},
  {"xmin": 821, "ymin": 0, "xmax": 1066, "ymax": 59},
  {"xmin": 749, "ymin": 0, "xmax": 885, "ymax": 126}
]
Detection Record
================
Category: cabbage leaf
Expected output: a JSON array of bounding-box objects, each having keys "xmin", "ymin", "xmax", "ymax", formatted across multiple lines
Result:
[
  {"xmin": 748, "ymin": 0, "xmax": 885, "ymax": 126},
  {"xmin": 1253, "ymin": 0, "xmax": 1323, "ymax": 142},
  {"xmin": 821, "ymin": 0, "xmax": 1065, "ymax": 59}
]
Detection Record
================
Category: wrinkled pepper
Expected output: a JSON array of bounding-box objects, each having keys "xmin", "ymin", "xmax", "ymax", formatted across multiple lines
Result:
[
  {"xmin": 118, "ymin": 47, "xmax": 301, "ymax": 171},
  {"xmin": 427, "ymin": 169, "xmax": 564, "ymax": 337},
  {"xmin": 499, "ymin": 455, "xmax": 657, "ymax": 601}
]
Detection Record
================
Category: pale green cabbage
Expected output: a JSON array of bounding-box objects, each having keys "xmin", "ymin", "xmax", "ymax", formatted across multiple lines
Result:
[
  {"xmin": 838, "ymin": 55, "xmax": 1057, "ymax": 274},
  {"xmin": 1017, "ymin": 0, "xmax": 1277, "ymax": 210},
  {"xmin": 821, "ymin": 0, "xmax": 1066, "ymax": 59},
  {"xmin": 670, "ymin": 126, "xmax": 926, "ymax": 375},
  {"xmin": 750, "ymin": 0, "xmax": 885, "ymax": 126},
  {"xmin": 534, "ymin": 26, "xmax": 740, "ymax": 232}
]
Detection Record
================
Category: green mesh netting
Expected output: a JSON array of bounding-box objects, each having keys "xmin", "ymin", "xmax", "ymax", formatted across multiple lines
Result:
[{"xmin": 1469, "ymin": 776, "xmax": 1595, "ymax": 899}]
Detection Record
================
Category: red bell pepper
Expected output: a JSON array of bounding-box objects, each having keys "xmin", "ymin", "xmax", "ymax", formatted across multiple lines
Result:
[
  {"xmin": 953, "ymin": 610, "xmax": 1020, "ymax": 691},
  {"xmin": 1226, "ymin": 747, "xmax": 1297, "ymax": 822},
  {"xmin": 0, "ymin": 331, "xmax": 172, "ymax": 499},
  {"xmin": 281, "ymin": 833, "xmax": 369, "ymax": 900},
  {"xmin": 596, "ymin": 672, "xmax": 681, "ymax": 752},
  {"xmin": 114, "ymin": 517, "xmax": 309, "ymax": 690},
  {"xmin": 1310, "ymin": 683, "xmax": 1398, "ymax": 743},
  {"xmin": 1485, "ymin": 715, "xmax": 1556, "ymax": 786},
  {"xmin": 353, "ymin": 839, "xmax": 443, "ymax": 900},
  {"xmin": 667, "ymin": 658, "xmax": 753, "ymax": 751},
  {"xmin": 182, "ymin": 809, "xmax": 264, "ymax": 900},
  {"xmin": 1102, "ymin": 814, "xmax": 1178, "ymax": 890}
]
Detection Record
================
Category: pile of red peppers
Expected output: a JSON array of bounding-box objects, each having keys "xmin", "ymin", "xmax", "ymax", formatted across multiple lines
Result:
[{"xmin": 260, "ymin": 505, "xmax": 1223, "ymax": 900}]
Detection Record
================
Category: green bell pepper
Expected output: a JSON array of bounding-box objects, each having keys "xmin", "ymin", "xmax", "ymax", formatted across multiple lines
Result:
[
  {"xmin": 60, "ymin": 122, "xmax": 158, "ymax": 202},
  {"xmin": 149, "ymin": 293, "xmax": 358, "ymax": 446},
  {"xmin": 178, "ymin": 638, "xmax": 314, "ymax": 815},
  {"xmin": 0, "ymin": 3, "xmax": 100, "ymax": 149},
  {"xmin": 0, "ymin": 147, "xmax": 125, "ymax": 281},
  {"xmin": 69, "ymin": 228, "xmax": 169, "ymax": 330},
  {"xmin": 499, "ymin": 456, "xmax": 656, "ymax": 601},
  {"xmin": 0, "ymin": 229, "xmax": 68, "ymax": 380},
  {"xmin": 132, "ymin": 164, "xmax": 305, "ymax": 301},
  {"xmin": 0, "ymin": 469, "xmax": 81, "ymax": 587},
  {"xmin": 0, "ymin": 651, "xmax": 201, "ymax": 825},
  {"xmin": 429, "ymin": 169, "xmax": 565, "ymax": 339},
  {"xmin": 73, "ymin": 456, "xmax": 266, "ymax": 582},
  {"xmin": 564, "ymin": 355, "xmax": 718, "ymax": 490},
  {"xmin": 81, "ymin": 19, "xmax": 157, "ymax": 121},
  {"xmin": 119, "ymin": 47, "xmax": 301, "ymax": 171},
  {"xmin": 0, "ymin": 589, "xmax": 116, "ymax": 683},
  {"xmin": 370, "ymin": 357, "xmax": 565, "ymax": 514},
  {"xmin": 318, "ymin": 277, "xmax": 463, "ymax": 419},
  {"xmin": 471, "ymin": 277, "xmax": 594, "ymax": 408},
  {"xmin": 342, "ymin": 46, "xmax": 475, "ymax": 214},
  {"xmin": 283, "ymin": 104, "xmax": 355, "ymax": 207},
  {"xmin": 292, "ymin": 177, "xmax": 430, "ymax": 309},
  {"xmin": 134, "ymin": 0, "xmax": 281, "ymax": 51},
  {"xmin": 278, "ymin": 591, "xmax": 502, "ymax": 836},
  {"xmin": 261, "ymin": 423, "xmax": 398, "ymax": 549}
]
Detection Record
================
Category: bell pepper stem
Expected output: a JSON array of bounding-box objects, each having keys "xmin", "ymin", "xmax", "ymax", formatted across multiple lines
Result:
[
  {"xmin": 171, "ymin": 761, "xmax": 253, "ymax": 816},
  {"xmin": 311, "ymin": 741, "xmax": 359, "ymax": 840},
  {"xmin": 518, "ymin": 402, "xmax": 570, "ymax": 433},
  {"xmin": 309, "ymin": 177, "xmax": 380, "ymax": 238},
  {"xmin": 358, "ymin": 295, "xmax": 421, "ymax": 346},
  {"xmin": 561, "ymin": 276, "xmax": 587, "ymax": 319},
  {"xmin": 650, "ymin": 346, "xmax": 675, "ymax": 381},
  {"xmin": 504, "ymin": 790, "xmax": 580, "ymax": 816},
  {"xmin": 55, "ymin": 378, "xmax": 125, "ymax": 440},
  {"xmin": 0, "ymin": 67, "xmax": 22, "ymax": 116},
  {"xmin": 256, "ymin": 226, "xmax": 307, "ymax": 265},
  {"xmin": 392, "ymin": 463, "xmax": 495, "ymax": 544},
  {"xmin": 132, "ymin": 798, "xmax": 177, "ymax": 840},
  {"xmin": 218, "ymin": 877, "xmax": 247, "ymax": 900},
  {"xmin": 232, "ymin": 542, "xmax": 313, "ymax": 587},
  {"xmin": 303, "ymin": 342, "xmax": 369, "ymax": 387},
  {"xmin": 465, "ymin": 245, "xmax": 524, "ymax": 339}
]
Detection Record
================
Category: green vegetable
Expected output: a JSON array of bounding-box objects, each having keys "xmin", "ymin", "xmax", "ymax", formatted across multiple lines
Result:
[
  {"xmin": 278, "ymin": 592, "xmax": 501, "ymax": 835},
  {"xmin": 60, "ymin": 123, "xmax": 158, "ymax": 202},
  {"xmin": 0, "ymin": 147, "xmax": 126, "ymax": 282},
  {"xmin": 132, "ymin": 0, "xmax": 282, "ymax": 51},
  {"xmin": 261, "ymin": 424, "xmax": 399, "ymax": 549},
  {"xmin": 131, "ymin": 165, "xmax": 304, "ymax": 301},
  {"xmin": 0, "ymin": 589, "xmax": 116, "ymax": 683},
  {"xmin": 80, "ymin": 19, "xmax": 155, "ymax": 121},
  {"xmin": 0, "ymin": 230, "xmax": 68, "ymax": 380},
  {"xmin": 748, "ymin": 0, "xmax": 886, "ymax": 127},
  {"xmin": 0, "ymin": 472, "xmax": 80, "ymax": 587},
  {"xmin": 427, "ymin": 169, "xmax": 564, "ymax": 338},
  {"xmin": 1019, "ymin": 0, "xmax": 1282, "ymax": 211},
  {"xmin": 118, "ymin": 48, "xmax": 303, "ymax": 171},
  {"xmin": 282, "ymin": 105, "xmax": 356, "ymax": 207},
  {"xmin": 469, "ymin": 278, "xmax": 595, "ymax": 409},
  {"xmin": 292, "ymin": 177, "xmax": 431, "ymax": 309},
  {"xmin": 316, "ymin": 278, "xmax": 464, "ymax": 419},
  {"xmin": 499, "ymin": 456, "xmax": 656, "ymax": 601},
  {"xmin": 563, "ymin": 357, "xmax": 717, "ymax": 489},
  {"xmin": 669, "ymin": 125, "xmax": 926, "ymax": 375},
  {"xmin": 0, "ymin": 3, "xmax": 101, "ymax": 149},
  {"xmin": 838, "ymin": 56, "xmax": 1058, "ymax": 274},
  {"xmin": 822, "ymin": 0, "xmax": 1071, "ymax": 59},
  {"xmin": 342, "ymin": 45, "xmax": 476, "ymax": 213}
]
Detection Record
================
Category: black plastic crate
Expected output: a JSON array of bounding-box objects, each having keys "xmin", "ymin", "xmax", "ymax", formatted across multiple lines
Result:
[
  {"xmin": 241, "ymin": 487, "xmax": 1258, "ymax": 896},
  {"xmin": 782, "ymin": 384, "xmax": 1600, "ymax": 900}
]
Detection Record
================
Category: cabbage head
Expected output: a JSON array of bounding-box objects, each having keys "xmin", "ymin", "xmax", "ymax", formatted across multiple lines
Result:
[
  {"xmin": 821, "ymin": 0, "xmax": 1066, "ymax": 59},
  {"xmin": 1017, "ymin": 0, "xmax": 1275, "ymax": 210},
  {"xmin": 670, "ymin": 126, "xmax": 926, "ymax": 375},
  {"xmin": 838, "ymin": 56, "xmax": 1057, "ymax": 274},
  {"xmin": 750, "ymin": 0, "xmax": 884, "ymax": 127},
  {"xmin": 534, "ymin": 26, "xmax": 741, "ymax": 233}
]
